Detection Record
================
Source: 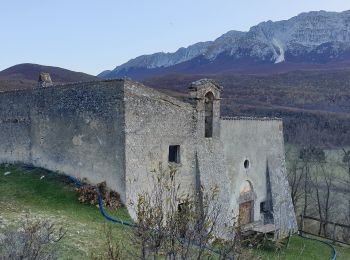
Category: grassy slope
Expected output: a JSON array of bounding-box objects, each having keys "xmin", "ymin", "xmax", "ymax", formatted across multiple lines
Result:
[
  {"xmin": 0, "ymin": 164, "xmax": 132, "ymax": 259},
  {"xmin": 255, "ymin": 235, "xmax": 350, "ymax": 259},
  {"xmin": 1, "ymin": 164, "xmax": 349, "ymax": 259}
]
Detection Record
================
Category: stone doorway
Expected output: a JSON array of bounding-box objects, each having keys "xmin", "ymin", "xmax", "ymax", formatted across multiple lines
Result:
[
  {"xmin": 239, "ymin": 200, "xmax": 253, "ymax": 225},
  {"xmin": 238, "ymin": 180, "xmax": 255, "ymax": 225}
]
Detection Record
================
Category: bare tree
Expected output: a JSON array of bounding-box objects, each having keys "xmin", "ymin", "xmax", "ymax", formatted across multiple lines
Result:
[
  {"xmin": 340, "ymin": 149, "xmax": 350, "ymax": 242},
  {"xmin": 310, "ymin": 164, "xmax": 335, "ymax": 236},
  {"xmin": 286, "ymin": 148, "xmax": 304, "ymax": 207},
  {"xmin": 342, "ymin": 149, "xmax": 350, "ymax": 216},
  {"xmin": 125, "ymin": 163, "xmax": 241, "ymax": 260},
  {"xmin": 299, "ymin": 146, "xmax": 326, "ymax": 217}
]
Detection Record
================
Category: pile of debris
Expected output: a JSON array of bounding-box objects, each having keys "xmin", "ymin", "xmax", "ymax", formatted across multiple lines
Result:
[{"xmin": 76, "ymin": 181, "xmax": 122, "ymax": 209}]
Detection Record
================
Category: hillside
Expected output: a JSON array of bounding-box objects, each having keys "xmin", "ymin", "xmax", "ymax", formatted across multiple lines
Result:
[
  {"xmin": 0, "ymin": 63, "xmax": 99, "ymax": 92},
  {"xmin": 144, "ymin": 69, "xmax": 350, "ymax": 147},
  {"xmin": 0, "ymin": 164, "xmax": 131, "ymax": 258},
  {"xmin": 100, "ymin": 10, "xmax": 350, "ymax": 80}
]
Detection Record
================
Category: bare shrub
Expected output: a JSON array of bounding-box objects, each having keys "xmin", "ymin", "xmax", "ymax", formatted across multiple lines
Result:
[
  {"xmin": 90, "ymin": 224, "xmax": 125, "ymax": 260},
  {"xmin": 124, "ymin": 163, "xmax": 241, "ymax": 259},
  {"xmin": 0, "ymin": 215, "xmax": 65, "ymax": 260},
  {"xmin": 77, "ymin": 181, "xmax": 122, "ymax": 209},
  {"xmin": 84, "ymin": 163, "xmax": 285, "ymax": 259}
]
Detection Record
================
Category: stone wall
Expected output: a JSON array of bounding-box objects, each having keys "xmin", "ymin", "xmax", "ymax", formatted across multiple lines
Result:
[
  {"xmin": 220, "ymin": 117, "xmax": 298, "ymax": 236},
  {"xmin": 189, "ymin": 80, "xmax": 232, "ymax": 234},
  {"xmin": 30, "ymin": 81, "xmax": 127, "ymax": 201},
  {"xmin": 0, "ymin": 80, "xmax": 127, "ymax": 202},
  {"xmin": 0, "ymin": 90, "xmax": 33, "ymax": 164},
  {"xmin": 123, "ymin": 79, "xmax": 235, "ymax": 236},
  {"xmin": 124, "ymin": 81, "xmax": 197, "ymax": 217}
]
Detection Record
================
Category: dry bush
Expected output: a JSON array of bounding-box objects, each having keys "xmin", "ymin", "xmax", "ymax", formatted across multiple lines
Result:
[
  {"xmin": 77, "ymin": 185, "xmax": 99, "ymax": 205},
  {"xmin": 89, "ymin": 225, "xmax": 125, "ymax": 260},
  {"xmin": 0, "ymin": 215, "xmax": 65, "ymax": 260},
  {"xmin": 125, "ymin": 163, "xmax": 240, "ymax": 259},
  {"xmin": 84, "ymin": 164, "xmax": 285, "ymax": 259},
  {"xmin": 77, "ymin": 181, "xmax": 122, "ymax": 209}
]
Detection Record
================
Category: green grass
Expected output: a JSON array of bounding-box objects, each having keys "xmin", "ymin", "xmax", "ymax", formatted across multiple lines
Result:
[
  {"xmin": 1, "ymin": 164, "xmax": 350, "ymax": 259},
  {"xmin": 0, "ymin": 164, "xmax": 132, "ymax": 259},
  {"xmin": 255, "ymin": 235, "xmax": 350, "ymax": 260}
]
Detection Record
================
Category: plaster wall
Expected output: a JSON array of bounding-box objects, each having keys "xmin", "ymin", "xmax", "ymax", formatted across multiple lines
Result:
[{"xmin": 220, "ymin": 118, "xmax": 298, "ymax": 236}]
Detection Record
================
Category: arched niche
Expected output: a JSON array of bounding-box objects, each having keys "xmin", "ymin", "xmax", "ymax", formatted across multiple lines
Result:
[
  {"xmin": 204, "ymin": 92, "xmax": 214, "ymax": 138},
  {"xmin": 240, "ymin": 180, "xmax": 253, "ymax": 194}
]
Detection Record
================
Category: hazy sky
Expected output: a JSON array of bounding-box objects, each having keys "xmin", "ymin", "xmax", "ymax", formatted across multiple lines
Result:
[{"xmin": 1, "ymin": 0, "xmax": 349, "ymax": 75}]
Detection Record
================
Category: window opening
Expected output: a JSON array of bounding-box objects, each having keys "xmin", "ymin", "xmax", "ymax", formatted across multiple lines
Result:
[
  {"xmin": 204, "ymin": 92, "xmax": 214, "ymax": 138},
  {"xmin": 169, "ymin": 145, "xmax": 180, "ymax": 163}
]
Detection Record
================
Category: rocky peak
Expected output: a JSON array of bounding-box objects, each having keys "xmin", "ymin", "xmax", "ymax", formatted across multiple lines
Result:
[{"xmin": 100, "ymin": 10, "xmax": 350, "ymax": 79}]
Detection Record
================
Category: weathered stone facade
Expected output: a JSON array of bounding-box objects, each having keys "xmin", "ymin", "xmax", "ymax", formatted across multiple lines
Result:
[{"xmin": 0, "ymin": 78, "xmax": 297, "ymax": 237}]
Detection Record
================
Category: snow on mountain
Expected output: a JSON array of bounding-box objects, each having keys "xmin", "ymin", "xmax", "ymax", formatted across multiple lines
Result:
[
  {"xmin": 100, "ymin": 10, "xmax": 350, "ymax": 78},
  {"xmin": 272, "ymin": 39, "xmax": 285, "ymax": 63}
]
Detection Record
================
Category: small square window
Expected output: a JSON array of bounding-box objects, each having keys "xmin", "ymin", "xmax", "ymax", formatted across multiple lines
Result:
[{"xmin": 168, "ymin": 145, "xmax": 180, "ymax": 163}]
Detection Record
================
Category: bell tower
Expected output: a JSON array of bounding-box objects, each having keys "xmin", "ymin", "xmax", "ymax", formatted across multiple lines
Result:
[{"xmin": 189, "ymin": 79, "xmax": 223, "ymax": 139}]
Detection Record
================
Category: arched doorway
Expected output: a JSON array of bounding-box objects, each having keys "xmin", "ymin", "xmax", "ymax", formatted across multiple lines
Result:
[
  {"xmin": 239, "ymin": 180, "xmax": 254, "ymax": 225},
  {"xmin": 204, "ymin": 92, "xmax": 214, "ymax": 138}
]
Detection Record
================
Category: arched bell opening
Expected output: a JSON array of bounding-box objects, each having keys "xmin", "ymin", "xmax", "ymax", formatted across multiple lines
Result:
[{"xmin": 204, "ymin": 92, "xmax": 214, "ymax": 138}]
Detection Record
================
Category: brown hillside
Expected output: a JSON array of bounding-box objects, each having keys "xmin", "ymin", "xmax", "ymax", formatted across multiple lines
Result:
[{"xmin": 0, "ymin": 63, "xmax": 100, "ymax": 92}]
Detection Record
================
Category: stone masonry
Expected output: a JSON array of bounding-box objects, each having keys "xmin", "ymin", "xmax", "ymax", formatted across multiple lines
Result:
[{"xmin": 0, "ymin": 78, "xmax": 297, "ymax": 237}]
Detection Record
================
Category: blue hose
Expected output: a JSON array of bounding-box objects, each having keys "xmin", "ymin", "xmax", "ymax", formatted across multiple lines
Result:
[
  {"xmin": 299, "ymin": 231, "xmax": 337, "ymax": 260},
  {"xmin": 66, "ymin": 175, "xmax": 233, "ymax": 259},
  {"xmin": 68, "ymin": 174, "xmax": 337, "ymax": 260}
]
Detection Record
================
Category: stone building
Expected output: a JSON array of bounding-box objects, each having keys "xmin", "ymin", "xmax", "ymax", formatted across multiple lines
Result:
[{"xmin": 0, "ymin": 77, "xmax": 297, "ymax": 237}]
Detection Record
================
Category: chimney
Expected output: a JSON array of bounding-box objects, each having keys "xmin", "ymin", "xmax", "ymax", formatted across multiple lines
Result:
[{"xmin": 38, "ymin": 72, "xmax": 53, "ymax": 88}]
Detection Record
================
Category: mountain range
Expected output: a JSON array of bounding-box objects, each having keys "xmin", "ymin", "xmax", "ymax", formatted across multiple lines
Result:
[
  {"xmin": 1, "ymin": 10, "xmax": 350, "ymax": 147},
  {"xmin": 99, "ymin": 10, "xmax": 350, "ymax": 80}
]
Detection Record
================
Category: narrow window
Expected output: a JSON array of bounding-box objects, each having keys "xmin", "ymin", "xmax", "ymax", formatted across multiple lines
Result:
[
  {"xmin": 260, "ymin": 201, "xmax": 266, "ymax": 213},
  {"xmin": 204, "ymin": 92, "xmax": 214, "ymax": 138},
  {"xmin": 244, "ymin": 159, "xmax": 250, "ymax": 169},
  {"xmin": 168, "ymin": 145, "xmax": 180, "ymax": 163}
]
